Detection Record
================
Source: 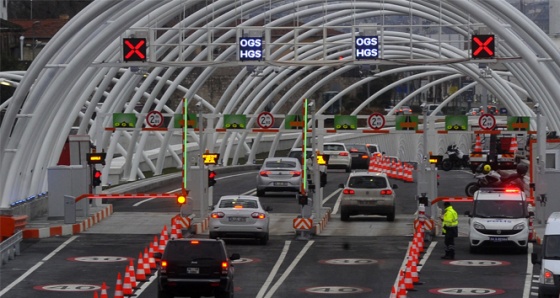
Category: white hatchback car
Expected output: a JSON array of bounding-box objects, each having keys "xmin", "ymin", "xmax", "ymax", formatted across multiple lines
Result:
[
  {"xmin": 339, "ymin": 172, "xmax": 398, "ymax": 222},
  {"xmin": 323, "ymin": 142, "xmax": 352, "ymax": 172},
  {"xmin": 209, "ymin": 195, "xmax": 270, "ymax": 245}
]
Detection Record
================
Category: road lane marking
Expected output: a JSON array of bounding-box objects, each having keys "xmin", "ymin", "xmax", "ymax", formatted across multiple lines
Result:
[
  {"xmin": 256, "ymin": 241, "xmax": 291, "ymax": 298},
  {"xmin": 264, "ymin": 240, "xmax": 314, "ymax": 298},
  {"xmin": 322, "ymin": 188, "xmax": 342, "ymax": 205},
  {"xmin": 523, "ymin": 243, "xmax": 534, "ymax": 298},
  {"xmin": 0, "ymin": 236, "xmax": 78, "ymax": 297}
]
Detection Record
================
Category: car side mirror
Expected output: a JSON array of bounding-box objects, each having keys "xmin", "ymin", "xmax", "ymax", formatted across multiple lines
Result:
[
  {"xmin": 531, "ymin": 252, "xmax": 541, "ymax": 265},
  {"xmin": 153, "ymin": 252, "xmax": 162, "ymax": 260},
  {"xmin": 230, "ymin": 253, "xmax": 240, "ymax": 261},
  {"xmin": 392, "ymin": 184, "xmax": 398, "ymax": 189},
  {"xmin": 339, "ymin": 183, "xmax": 344, "ymax": 188}
]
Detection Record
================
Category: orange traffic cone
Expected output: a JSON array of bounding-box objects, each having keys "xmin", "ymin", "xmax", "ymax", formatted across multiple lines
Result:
[
  {"xmin": 170, "ymin": 219, "xmax": 180, "ymax": 239},
  {"xmin": 474, "ymin": 134, "xmax": 482, "ymax": 153},
  {"xmin": 99, "ymin": 282, "xmax": 108, "ymax": 298},
  {"xmin": 136, "ymin": 252, "xmax": 147, "ymax": 282},
  {"xmin": 93, "ymin": 291, "xmax": 99, "ymax": 298},
  {"xmin": 123, "ymin": 269, "xmax": 134, "ymax": 296},
  {"xmin": 408, "ymin": 259, "xmax": 421, "ymax": 285},
  {"xmin": 404, "ymin": 268, "xmax": 414, "ymax": 290},
  {"xmin": 162, "ymin": 225, "xmax": 169, "ymax": 241},
  {"xmin": 142, "ymin": 248, "xmax": 152, "ymax": 276},
  {"xmin": 390, "ymin": 284, "xmax": 397, "ymax": 298},
  {"xmin": 398, "ymin": 270, "xmax": 407, "ymax": 298},
  {"xmin": 510, "ymin": 137, "xmax": 518, "ymax": 153},
  {"xmin": 146, "ymin": 246, "xmax": 156, "ymax": 270},
  {"xmin": 127, "ymin": 260, "xmax": 137, "ymax": 288},
  {"xmin": 114, "ymin": 272, "xmax": 124, "ymax": 298}
]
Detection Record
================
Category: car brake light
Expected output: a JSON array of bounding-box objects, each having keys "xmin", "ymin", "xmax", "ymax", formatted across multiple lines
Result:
[
  {"xmin": 380, "ymin": 189, "xmax": 393, "ymax": 195},
  {"xmin": 221, "ymin": 261, "xmax": 229, "ymax": 274},
  {"xmin": 233, "ymin": 205, "xmax": 243, "ymax": 209},
  {"xmin": 361, "ymin": 154, "xmax": 369, "ymax": 159},
  {"xmin": 251, "ymin": 212, "xmax": 266, "ymax": 219},
  {"xmin": 161, "ymin": 260, "xmax": 168, "ymax": 268},
  {"xmin": 190, "ymin": 240, "xmax": 199, "ymax": 244},
  {"xmin": 343, "ymin": 189, "xmax": 355, "ymax": 195},
  {"xmin": 504, "ymin": 188, "xmax": 520, "ymax": 193},
  {"xmin": 291, "ymin": 171, "xmax": 301, "ymax": 177},
  {"xmin": 211, "ymin": 212, "xmax": 225, "ymax": 218},
  {"xmin": 350, "ymin": 148, "xmax": 358, "ymax": 152},
  {"xmin": 260, "ymin": 171, "xmax": 271, "ymax": 177},
  {"xmin": 339, "ymin": 152, "xmax": 349, "ymax": 156}
]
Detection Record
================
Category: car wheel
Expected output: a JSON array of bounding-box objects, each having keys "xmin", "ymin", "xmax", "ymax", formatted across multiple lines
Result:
[
  {"xmin": 157, "ymin": 289, "xmax": 174, "ymax": 298},
  {"xmin": 386, "ymin": 212, "xmax": 395, "ymax": 222},
  {"xmin": 441, "ymin": 159, "xmax": 453, "ymax": 171},
  {"xmin": 259, "ymin": 233, "xmax": 269, "ymax": 245},
  {"xmin": 215, "ymin": 282, "xmax": 234, "ymax": 298},
  {"xmin": 341, "ymin": 209, "xmax": 350, "ymax": 221},
  {"xmin": 256, "ymin": 189, "xmax": 265, "ymax": 197}
]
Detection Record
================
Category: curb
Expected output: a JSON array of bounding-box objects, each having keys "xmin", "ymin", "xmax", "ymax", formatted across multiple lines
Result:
[
  {"xmin": 193, "ymin": 216, "xmax": 210, "ymax": 235},
  {"xmin": 314, "ymin": 209, "xmax": 332, "ymax": 235},
  {"xmin": 22, "ymin": 205, "xmax": 113, "ymax": 239}
]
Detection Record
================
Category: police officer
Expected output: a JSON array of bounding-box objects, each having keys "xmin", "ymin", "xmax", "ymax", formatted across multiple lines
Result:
[{"xmin": 441, "ymin": 201, "xmax": 459, "ymax": 259}]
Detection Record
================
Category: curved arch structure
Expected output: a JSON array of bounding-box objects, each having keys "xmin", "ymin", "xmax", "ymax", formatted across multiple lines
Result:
[{"xmin": 1, "ymin": 0, "xmax": 559, "ymax": 207}]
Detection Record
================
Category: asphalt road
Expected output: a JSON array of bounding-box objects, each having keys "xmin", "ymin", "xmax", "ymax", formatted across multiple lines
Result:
[{"xmin": 0, "ymin": 168, "xmax": 541, "ymax": 298}]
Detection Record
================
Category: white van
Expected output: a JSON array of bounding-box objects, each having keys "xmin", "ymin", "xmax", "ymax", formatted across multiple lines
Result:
[
  {"xmin": 465, "ymin": 187, "xmax": 531, "ymax": 253},
  {"xmin": 532, "ymin": 212, "xmax": 560, "ymax": 298}
]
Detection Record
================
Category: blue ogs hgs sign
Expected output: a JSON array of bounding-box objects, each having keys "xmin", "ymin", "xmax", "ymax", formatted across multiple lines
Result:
[
  {"xmin": 355, "ymin": 36, "xmax": 379, "ymax": 60},
  {"xmin": 239, "ymin": 37, "xmax": 263, "ymax": 61}
]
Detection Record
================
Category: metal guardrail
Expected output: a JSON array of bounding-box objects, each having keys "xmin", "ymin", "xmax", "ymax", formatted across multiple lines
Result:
[{"xmin": 0, "ymin": 230, "xmax": 22, "ymax": 267}]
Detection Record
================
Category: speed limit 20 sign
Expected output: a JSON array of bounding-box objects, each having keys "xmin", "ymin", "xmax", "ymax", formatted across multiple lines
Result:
[{"xmin": 478, "ymin": 114, "xmax": 496, "ymax": 130}]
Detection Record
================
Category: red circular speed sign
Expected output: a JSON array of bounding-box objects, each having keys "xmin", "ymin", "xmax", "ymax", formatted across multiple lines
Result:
[
  {"xmin": 146, "ymin": 110, "xmax": 164, "ymax": 128},
  {"xmin": 257, "ymin": 112, "xmax": 274, "ymax": 129},
  {"xmin": 478, "ymin": 114, "xmax": 496, "ymax": 130},
  {"xmin": 368, "ymin": 113, "xmax": 385, "ymax": 130}
]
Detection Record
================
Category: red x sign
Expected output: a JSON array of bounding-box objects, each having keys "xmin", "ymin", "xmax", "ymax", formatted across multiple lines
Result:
[
  {"xmin": 471, "ymin": 35, "xmax": 495, "ymax": 59},
  {"xmin": 122, "ymin": 38, "xmax": 147, "ymax": 62}
]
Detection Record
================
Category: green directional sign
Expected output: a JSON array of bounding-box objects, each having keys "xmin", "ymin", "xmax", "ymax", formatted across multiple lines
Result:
[
  {"xmin": 285, "ymin": 114, "xmax": 305, "ymax": 129},
  {"xmin": 445, "ymin": 115, "xmax": 468, "ymax": 131},
  {"xmin": 334, "ymin": 115, "xmax": 357, "ymax": 130},
  {"xmin": 113, "ymin": 113, "xmax": 137, "ymax": 128},
  {"xmin": 396, "ymin": 115, "xmax": 418, "ymax": 131},
  {"xmin": 508, "ymin": 116, "xmax": 529, "ymax": 131},
  {"xmin": 224, "ymin": 114, "xmax": 247, "ymax": 129},
  {"xmin": 174, "ymin": 113, "xmax": 197, "ymax": 128}
]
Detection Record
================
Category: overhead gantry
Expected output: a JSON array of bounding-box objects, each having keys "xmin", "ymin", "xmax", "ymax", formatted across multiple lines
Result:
[{"xmin": 1, "ymin": 0, "xmax": 559, "ymax": 207}]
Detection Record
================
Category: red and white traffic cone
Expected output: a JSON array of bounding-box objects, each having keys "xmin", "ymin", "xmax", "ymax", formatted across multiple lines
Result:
[
  {"xmin": 136, "ymin": 252, "xmax": 147, "ymax": 282},
  {"xmin": 114, "ymin": 272, "xmax": 124, "ymax": 298},
  {"xmin": 99, "ymin": 282, "xmax": 108, "ymax": 298}
]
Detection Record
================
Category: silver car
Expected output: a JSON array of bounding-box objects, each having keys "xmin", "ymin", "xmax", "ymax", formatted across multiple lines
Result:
[
  {"xmin": 209, "ymin": 195, "xmax": 270, "ymax": 244},
  {"xmin": 256, "ymin": 157, "xmax": 302, "ymax": 196},
  {"xmin": 339, "ymin": 172, "xmax": 398, "ymax": 222},
  {"xmin": 323, "ymin": 142, "xmax": 352, "ymax": 172}
]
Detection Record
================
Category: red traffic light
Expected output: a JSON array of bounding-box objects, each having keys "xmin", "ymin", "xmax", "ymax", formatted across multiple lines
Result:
[
  {"xmin": 123, "ymin": 38, "xmax": 147, "ymax": 62},
  {"xmin": 471, "ymin": 35, "xmax": 495, "ymax": 59},
  {"xmin": 92, "ymin": 170, "xmax": 102, "ymax": 187},
  {"xmin": 208, "ymin": 170, "xmax": 217, "ymax": 187}
]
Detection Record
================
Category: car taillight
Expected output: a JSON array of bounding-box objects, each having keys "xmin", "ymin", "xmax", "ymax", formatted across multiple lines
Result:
[
  {"xmin": 160, "ymin": 260, "xmax": 168, "ymax": 273},
  {"xmin": 291, "ymin": 171, "xmax": 301, "ymax": 177},
  {"xmin": 505, "ymin": 188, "xmax": 520, "ymax": 193},
  {"xmin": 211, "ymin": 212, "xmax": 225, "ymax": 218},
  {"xmin": 374, "ymin": 152, "xmax": 382, "ymax": 157},
  {"xmin": 380, "ymin": 189, "xmax": 393, "ymax": 195},
  {"xmin": 221, "ymin": 261, "xmax": 229, "ymax": 274},
  {"xmin": 339, "ymin": 152, "xmax": 349, "ymax": 156},
  {"xmin": 361, "ymin": 154, "xmax": 369, "ymax": 159},
  {"xmin": 260, "ymin": 171, "xmax": 271, "ymax": 177},
  {"xmin": 251, "ymin": 212, "xmax": 266, "ymax": 219},
  {"xmin": 343, "ymin": 189, "xmax": 355, "ymax": 195}
]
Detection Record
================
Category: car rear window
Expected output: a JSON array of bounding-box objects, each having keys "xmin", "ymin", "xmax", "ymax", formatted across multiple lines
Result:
[
  {"xmin": 265, "ymin": 160, "xmax": 297, "ymax": 168},
  {"xmin": 325, "ymin": 144, "xmax": 344, "ymax": 151},
  {"xmin": 164, "ymin": 241, "xmax": 225, "ymax": 261},
  {"xmin": 219, "ymin": 199, "xmax": 258, "ymax": 209},
  {"xmin": 348, "ymin": 176, "xmax": 388, "ymax": 189}
]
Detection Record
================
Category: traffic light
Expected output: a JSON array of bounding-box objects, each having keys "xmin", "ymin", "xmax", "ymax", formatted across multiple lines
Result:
[
  {"xmin": 471, "ymin": 35, "xmax": 495, "ymax": 59},
  {"xmin": 92, "ymin": 170, "xmax": 102, "ymax": 187},
  {"xmin": 208, "ymin": 170, "xmax": 217, "ymax": 187},
  {"xmin": 122, "ymin": 38, "xmax": 147, "ymax": 62},
  {"xmin": 177, "ymin": 195, "xmax": 187, "ymax": 205},
  {"xmin": 298, "ymin": 194, "xmax": 308, "ymax": 206}
]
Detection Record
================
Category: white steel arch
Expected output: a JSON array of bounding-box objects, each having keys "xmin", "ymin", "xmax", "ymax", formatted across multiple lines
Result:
[{"xmin": 1, "ymin": 0, "xmax": 560, "ymax": 207}]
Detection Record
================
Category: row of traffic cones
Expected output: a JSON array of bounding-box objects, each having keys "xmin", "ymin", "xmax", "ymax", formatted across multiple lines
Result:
[
  {"xmin": 473, "ymin": 134, "xmax": 519, "ymax": 154},
  {"xmin": 390, "ymin": 223, "xmax": 426, "ymax": 297},
  {"xmin": 93, "ymin": 223, "xmax": 179, "ymax": 297},
  {"xmin": 368, "ymin": 155, "xmax": 414, "ymax": 183}
]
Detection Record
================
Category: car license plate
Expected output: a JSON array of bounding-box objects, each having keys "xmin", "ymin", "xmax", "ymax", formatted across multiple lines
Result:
[
  {"xmin": 489, "ymin": 237, "xmax": 508, "ymax": 242},
  {"xmin": 228, "ymin": 217, "xmax": 246, "ymax": 222},
  {"xmin": 274, "ymin": 182, "xmax": 288, "ymax": 186},
  {"xmin": 358, "ymin": 200, "xmax": 376, "ymax": 205},
  {"xmin": 187, "ymin": 267, "xmax": 199, "ymax": 274}
]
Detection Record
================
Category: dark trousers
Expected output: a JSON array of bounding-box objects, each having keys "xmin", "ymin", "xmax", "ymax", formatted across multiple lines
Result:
[{"xmin": 443, "ymin": 226, "xmax": 458, "ymax": 257}]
